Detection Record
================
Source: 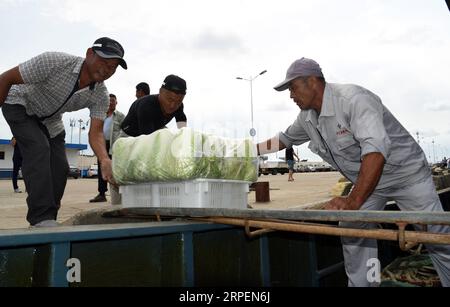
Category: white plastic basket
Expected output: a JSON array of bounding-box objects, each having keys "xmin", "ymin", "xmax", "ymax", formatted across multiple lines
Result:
[{"xmin": 119, "ymin": 179, "xmax": 250, "ymax": 209}]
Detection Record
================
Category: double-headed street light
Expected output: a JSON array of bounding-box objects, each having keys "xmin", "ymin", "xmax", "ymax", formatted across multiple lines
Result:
[
  {"xmin": 78, "ymin": 119, "xmax": 90, "ymax": 144},
  {"xmin": 236, "ymin": 69, "xmax": 267, "ymax": 139}
]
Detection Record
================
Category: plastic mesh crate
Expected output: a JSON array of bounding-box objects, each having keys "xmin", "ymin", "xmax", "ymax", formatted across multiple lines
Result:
[{"xmin": 119, "ymin": 179, "xmax": 250, "ymax": 209}]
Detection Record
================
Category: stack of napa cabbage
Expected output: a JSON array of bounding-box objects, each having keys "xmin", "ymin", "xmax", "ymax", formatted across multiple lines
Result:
[{"xmin": 112, "ymin": 128, "xmax": 258, "ymax": 185}]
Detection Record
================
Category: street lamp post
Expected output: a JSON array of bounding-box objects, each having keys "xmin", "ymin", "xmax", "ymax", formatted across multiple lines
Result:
[
  {"xmin": 69, "ymin": 119, "xmax": 76, "ymax": 143},
  {"xmin": 78, "ymin": 119, "xmax": 90, "ymax": 144},
  {"xmin": 432, "ymin": 139, "xmax": 436, "ymax": 163},
  {"xmin": 236, "ymin": 70, "xmax": 267, "ymax": 139}
]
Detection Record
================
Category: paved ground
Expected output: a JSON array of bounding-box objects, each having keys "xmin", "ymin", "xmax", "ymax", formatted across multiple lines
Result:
[{"xmin": 0, "ymin": 171, "xmax": 342, "ymax": 230}]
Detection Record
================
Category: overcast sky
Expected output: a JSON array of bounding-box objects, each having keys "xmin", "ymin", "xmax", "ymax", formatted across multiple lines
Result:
[{"xmin": 1, "ymin": 0, "xmax": 449, "ymax": 162}]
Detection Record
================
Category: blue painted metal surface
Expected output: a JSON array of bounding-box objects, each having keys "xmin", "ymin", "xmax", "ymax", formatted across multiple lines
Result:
[
  {"xmin": 48, "ymin": 243, "xmax": 71, "ymax": 287},
  {"xmin": 259, "ymin": 236, "xmax": 271, "ymax": 287},
  {"xmin": 0, "ymin": 221, "xmax": 345, "ymax": 287},
  {"xmin": 181, "ymin": 232, "xmax": 194, "ymax": 287}
]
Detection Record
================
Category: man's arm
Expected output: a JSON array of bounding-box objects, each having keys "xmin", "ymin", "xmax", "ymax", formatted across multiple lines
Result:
[
  {"xmin": 257, "ymin": 136, "xmax": 286, "ymax": 155},
  {"xmin": 89, "ymin": 118, "xmax": 114, "ymax": 183},
  {"xmin": 325, "ymin": 152, "xmax": 385, "ymax": 210},
  {"xmin": 0, "ymin": 67, "xmax": 24, "ymax": 107}
]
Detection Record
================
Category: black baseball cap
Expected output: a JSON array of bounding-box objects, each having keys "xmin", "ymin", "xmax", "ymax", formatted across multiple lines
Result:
[
  {"xmin": 92, "ymin": 37, "xmax": 127, "ymax": 70},
  {"xmin": 161, "ymin": 74, "xmax": 186, "ymax": 95}
]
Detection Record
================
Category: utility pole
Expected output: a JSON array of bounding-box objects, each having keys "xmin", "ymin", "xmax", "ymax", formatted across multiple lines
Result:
[
  {"xmin": 236, "ymin": 70, "xmax": 267, "ymax": 140},
  {"xmin": 78, "ymin": 119, "xmax": 90, "ymax": 144},
  {"xmin": 70, "ymin": 119, "xmax": 76, "ymax": 143},
  {"xmin": 432, "ymin": 139, "xmax": 436, "ymax": 163},
  {"xmin": 78, "ymin": 119, "xmax": 84, "ymax": 144}
]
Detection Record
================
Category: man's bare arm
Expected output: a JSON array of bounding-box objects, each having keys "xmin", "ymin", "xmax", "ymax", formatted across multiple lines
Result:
[
  {"xmin": 0, "ymin": 67, "xmax": 24, "ymax": 107},
  {"xmin": 89, "ymin": 118, "xmax": 114, "ymax": 183}
]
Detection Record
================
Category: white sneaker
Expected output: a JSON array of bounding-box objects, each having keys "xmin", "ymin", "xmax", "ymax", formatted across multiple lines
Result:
[
  {"xmin": 14, "ymin": 188, "xmax": 22, "ymax": 193},
  {"xmin": 30, "ymin": 220, "xmax": 59, "ymax": 228}
]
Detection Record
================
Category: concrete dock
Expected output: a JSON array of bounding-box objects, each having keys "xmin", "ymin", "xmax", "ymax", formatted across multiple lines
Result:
[{"xmin": 0, "ymin": 172, "xmax": 341, "ymax": 230}]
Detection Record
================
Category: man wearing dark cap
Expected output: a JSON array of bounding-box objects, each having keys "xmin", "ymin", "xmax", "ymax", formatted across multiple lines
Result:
[
  {"xmin": 135, "ymin": 82, "xmax": 150, "ymax": 99},
  {"xmin": 257, "ymin": 57, "xmax": 450, "ymax": 287},
  {"xmin": 121, "ymin": 74, "xmax": 187, "ymax": 137},
  {"xmin": 0, "ymin": 37, "xmax": 127, "ymax": 227}
]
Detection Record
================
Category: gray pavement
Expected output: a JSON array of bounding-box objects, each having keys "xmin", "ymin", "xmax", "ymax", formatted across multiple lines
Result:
[{"xmin": 0, "ymin": 172, "xmax": 341, "ymax": 230}]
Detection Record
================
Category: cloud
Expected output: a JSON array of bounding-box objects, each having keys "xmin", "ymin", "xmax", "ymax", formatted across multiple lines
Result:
[
  {"xmin": 192, "ymin": 30, "xmax": 246, "ymax": 55},
  {"xmin": 376, "ymin": 26, "xmax": 439, "ymax": 47},
  {"xmin": 2, "ymin": 0, "xmax": 450, "ymax": 162},
  {"xmin": 425, "ymin": 101, "xmax": 450, "ymax": 112},
  {"xmin": 261, "ymin": 100, "xmax": 296, "ymax": 113}
]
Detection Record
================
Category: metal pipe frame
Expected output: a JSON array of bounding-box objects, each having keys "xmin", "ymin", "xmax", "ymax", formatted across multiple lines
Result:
[
  {"xmin": 192, "ymin": 217, "xmax": 450, "ymax": 249},
  {"xmin": 115, "ymin": 207, "xmax": 450, "ymax": 225}
]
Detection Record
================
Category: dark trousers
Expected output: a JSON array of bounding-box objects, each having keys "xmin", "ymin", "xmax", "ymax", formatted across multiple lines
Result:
[
  {"xmin": 2, "ymin": 104, "xmax": 69, "ymax": 225},
  {"xmin": 12, "ymin": 158, "xmax": 22, "ymax": 190},
  {"xmin": 97, "ymin": 140, "xmax": 111, "ymax": 195}
]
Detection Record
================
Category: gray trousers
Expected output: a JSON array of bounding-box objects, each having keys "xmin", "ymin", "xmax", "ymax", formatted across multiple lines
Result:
[
  {"xmin": 2, "ymin": 104, "xmax": 69, "ymax": 225},
  {"xmin": 341, "ymin": 174, "xmax": 450, "ymax": 287}
]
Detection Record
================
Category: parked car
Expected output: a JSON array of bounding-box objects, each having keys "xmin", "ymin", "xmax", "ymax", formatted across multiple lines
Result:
[
  {"xmin": 68, "ymin": 165, "xmax": 81, "ymax": 179},
  {"xmin": 87, "ymin": 164, "xmax": 98, "ymax": 178}
]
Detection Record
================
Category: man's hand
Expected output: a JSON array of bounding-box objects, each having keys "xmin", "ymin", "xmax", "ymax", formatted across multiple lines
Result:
[
  {"xmin": 99, "ymin": 158, "xmax": 116, "ymax": 186},
  {"xmin": 325, "ymin": 153, "xmax": 385, "ymax": 211},
  {"xmin": 324, "ymin": 196, "xmax": 362, "ymax": 210},
  {"xmin": 89, "ymin": 118, "xmax": 118, "ymax": 186}
]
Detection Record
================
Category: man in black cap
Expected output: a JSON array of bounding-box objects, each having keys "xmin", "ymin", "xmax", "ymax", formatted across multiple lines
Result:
[
  {"xmin": 135, "ymin": 82, "xmax": 150, "ymax": 99},
  {"xmin": 0, "ymin": 37, "xmax": 127, "ymax": 227},
  {"xmin": 121, "ymin": 74, "xmax": 187, "ymax": 137}
]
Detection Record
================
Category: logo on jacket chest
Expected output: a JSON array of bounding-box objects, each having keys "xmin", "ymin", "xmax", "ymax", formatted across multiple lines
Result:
[{"xmin": 336, "ymin": 123, "xmax": 350, "ymax": 136}]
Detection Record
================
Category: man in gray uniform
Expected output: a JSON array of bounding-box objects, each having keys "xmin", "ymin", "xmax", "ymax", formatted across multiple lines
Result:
[
  {"xmin": 0, "ymin": 37, "xmax": 127, "ymax": 227},
  {"xmin": 257, "ymin": 57, "xmax": 450, "ymax": 287}
]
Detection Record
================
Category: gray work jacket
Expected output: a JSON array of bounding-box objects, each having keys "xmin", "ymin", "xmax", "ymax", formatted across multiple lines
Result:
[{"xmin": 279, "ymin": 83, "xmax": 429, "ymax": 190}]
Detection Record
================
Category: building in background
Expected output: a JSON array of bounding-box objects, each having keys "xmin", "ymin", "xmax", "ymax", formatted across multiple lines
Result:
[{"xmin": 0, "ymin": 139, "xmax": 87, "ymax": 178}]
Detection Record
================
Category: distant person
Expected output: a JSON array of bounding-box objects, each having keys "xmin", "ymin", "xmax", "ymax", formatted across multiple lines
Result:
[
  {"xmin": 122, "ymin": 74, "xmax": 187, "ymax": 137},
  {"xmin": 10, "ymin": 137, "xmax": 23, "ymax": 193},
  {"xmin": 257, "ymin": 57, "xmax": 450, "ymax": 287},
  {"xmin": 0, "ymin": 37, "xmax": 127, "ymax": 227},
  {"xmin": 286, "ymin": 147, "xmax": 299, "ymax": 182},
  {"xmin": 135, "ymin": 82, "xmax": 150, "ymax": 99},
  {"xmin": 90, "ymin": 93, "xmax": 125, "ymax": 203}
]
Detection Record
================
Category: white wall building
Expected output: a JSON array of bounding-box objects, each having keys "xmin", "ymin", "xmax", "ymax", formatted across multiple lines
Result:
[{"xmin": 0, "ymin": 139, "xmax": 87, "ymax": 178}]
